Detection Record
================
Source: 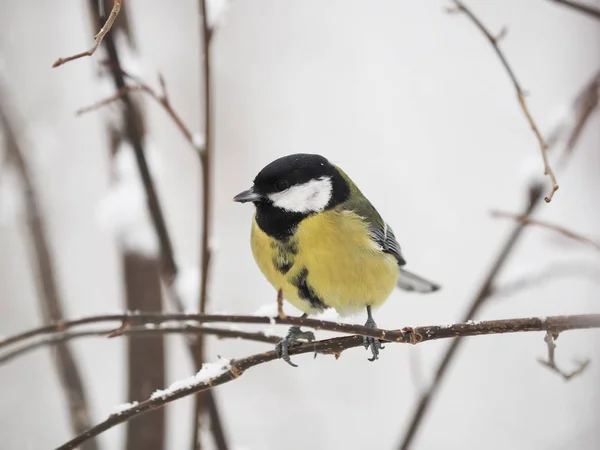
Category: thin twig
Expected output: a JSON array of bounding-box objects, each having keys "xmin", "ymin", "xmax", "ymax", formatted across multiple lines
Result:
[
  {"xmin": 53, "ymin": 313, "xmax": 600, "ymax": 450},
  {"xmin": 450, "ymin": 0, "xmax": 558, "ymax": 202},
  {"xmin": 490, "ymin": 261, "xmax": 600, "ymax": 299},
  {"xmin": 192, "ymin": 0, "xmax": 220, "ymax": 448},
  {"xmin": 76, "ymin": 71, "xmax": 195, "ymax": 146},
  {"xmin": 0, "ymin": 88, "xmax": 98, "ymax": 450},
  {"xmin": 0, "ymin": 326, "xmax": 280, "ymax": 365},
  {"xmin": 52, "ymin": 0, "xmax": 121, "ymax": 68},
  {"xmin": 549, "ymin": 0, "xmax": 600, "ymax": 20},
  {"xmin": 537, "ymin": 331, "xmax": 590, "ymax": 380},
  {"xmin": 491, "ymin": 210, "xmax": 600, "ymax": 252}
]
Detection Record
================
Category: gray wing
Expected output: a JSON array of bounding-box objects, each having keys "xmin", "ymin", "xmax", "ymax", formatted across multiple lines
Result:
[
  {"xmin": 370, "ymin": 222, "xmax": 441, "ymax": 293},
  {"xmin": 369, "ymin": 222, "xmax": 406, "ymax": 266}
]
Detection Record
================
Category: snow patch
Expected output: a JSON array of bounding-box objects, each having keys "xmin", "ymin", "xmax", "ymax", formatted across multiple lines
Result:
[
  {"xmin": 111, "ymin": 401, "xmax": 138, "ymax": 415},
  {"xmin": 150, "ymin": 358, "xmax": 231, "ymax": 400}
]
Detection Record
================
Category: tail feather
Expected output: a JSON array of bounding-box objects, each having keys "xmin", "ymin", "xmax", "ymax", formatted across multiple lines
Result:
[{"xmin": 396, "ymin": 268, "xmax": 441, "ymax": 293}]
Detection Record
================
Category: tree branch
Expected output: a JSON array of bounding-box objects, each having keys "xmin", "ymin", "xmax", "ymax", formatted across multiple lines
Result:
[
  {"xmin": 53, "ymin": 314, "xmax": 600, "ymax": 450},
  {"xmin": 0, "ymin": 325, "xmax": 281, "ymax": 366},
  {"xmin": 0, "ymin": 312, "xmax": 415, "ymax": 352},
  {"xmin": 52, "ymin": 0, "xmax": 121, "ymax": 68},
  {"xmin": 491, "ymin": 210, "xmax": 600, "ymax": 252},
  {"xmin": 76, "ymin": 70, "xmax": 197, "ymax": 149},
  {"xmin": 549, "ymin": 0, "xmax": 600, "ymax": 20},
  {"xmin": 449, "ymin": 0, "xmax": 558, "ymax": 202},
  {"xmin": 192, "ymin": 0, "xmax": 223, "ymax": 447}
]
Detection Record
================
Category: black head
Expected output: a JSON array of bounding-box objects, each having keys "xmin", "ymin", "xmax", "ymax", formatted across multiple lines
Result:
[{"xmin": 233, "ymin": 153, "xmax": 350, "ymax": 239}]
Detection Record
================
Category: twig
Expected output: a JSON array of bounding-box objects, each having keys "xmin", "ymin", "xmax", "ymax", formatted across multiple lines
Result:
[
  {"xmin": 52, "ymin": 0, "xmax": 121, "ymax": 68},
  {"xmin": 0, "ymin": 88, "xmax": 98, "ymax": 449},
  {"xmin": 491, "ymin": 210, "xmax": 600, "ymax": 252},
  {"xmin": 53, "ymin": 313, "xmax": 600, "ymax": 450},
  {"xmin": 538, "ymin": 331, "xmax": 590, "ymax": 380},
  {"xmin": 549, "ymin": 0, "xmax": 600, "ymax": 20},
  {"xmin": 490, "ymin": 261, "xmax": 600, "ymax": 299},
  {"xmin": 192, "ymin": 0, "xmax": 221, "ymax": 448},
  {"xmin": 0, "ymin": 325, "xmax": 281, "ymax": 365},
  {"xmin": 76, "ymin": 71, "xmax": 195, "ymax": 146},
  {"xmin": 450, "ymin": 0, "xmax": 558, "ymax": 202}
]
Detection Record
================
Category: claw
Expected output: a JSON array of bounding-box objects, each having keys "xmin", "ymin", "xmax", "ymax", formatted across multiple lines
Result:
[
  {"xmin": 275, "ymin": 326, "xmax": 315, "ymax": 367},
  {"xmin": 363, "ymin": 305, "xmax": 384, "ymax": 362}
]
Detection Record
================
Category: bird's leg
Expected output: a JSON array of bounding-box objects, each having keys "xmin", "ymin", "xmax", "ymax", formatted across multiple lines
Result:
[
  {"xmin": 363, "ymin": 305, "xmax": 384, "ymax": 361},
  {"xmin": 275, "ymin": 313, "xmax": 315, "ymax": 367}
]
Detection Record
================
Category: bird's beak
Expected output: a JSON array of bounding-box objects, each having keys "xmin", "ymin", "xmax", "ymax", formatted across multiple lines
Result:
[{"xmin": 233, "ymin": 187, "xmax": 263, "ymax": 203}]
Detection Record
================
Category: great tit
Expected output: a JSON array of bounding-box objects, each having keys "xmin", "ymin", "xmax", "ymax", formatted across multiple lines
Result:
[{"xmin": 233, "ymin": 153, "xmax": 440, "ymax": 366}]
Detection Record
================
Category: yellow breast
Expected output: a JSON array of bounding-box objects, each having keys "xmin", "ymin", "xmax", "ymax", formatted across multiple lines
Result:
[{"xmin": 250, "ymin": 209, "xmax": 399, "ymax": 316}]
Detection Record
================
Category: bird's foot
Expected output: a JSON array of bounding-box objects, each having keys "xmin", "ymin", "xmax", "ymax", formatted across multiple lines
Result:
[
  {"xmin": 363, "ymin": 316, "xmax": 385, "ymax": 362},
  {"xmin": 275, "ymin": 326, "xmax": 316, "ymax": 367}
]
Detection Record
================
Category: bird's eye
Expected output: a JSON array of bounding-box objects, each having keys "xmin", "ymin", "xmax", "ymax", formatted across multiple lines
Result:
[{"xmin": 275, "ymin": 180, "xmax": 289, "ymax": 191}]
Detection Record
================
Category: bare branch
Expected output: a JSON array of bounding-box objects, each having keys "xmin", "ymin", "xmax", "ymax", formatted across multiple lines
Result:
[
  {"xmin": 492, "ymin": 210, "xmax": 600, "ymax": 252},
  {"xmin": 52, "ymin": 0, "xmax": 121, "ymax": 68},
  {"xmin": 549, "ymin": 0, "xmax": 600, "ymax": 20},
  {"xmin": 538, "ymin": 331, "xmax": 590, "ymax": 380},
  {"xmin": 76, "ymin": 70, "xmax": 196, "ymax": 148},
  {"xmin": 0, "ymin": 326, "xmax": 280, "ymax": 366},
  {"xmin": 450, "ymin": 0, "xmax": 558, "ymax": 202},
  {"xmin": 0, "ymin": 87, "xmax": 98, "ymax": 450},
  {"xmin": 490, "ymin": 261, "xmax": 600, "ymax": 299},
  {"xmin": 0, "ymin": 312, "xmax": 411, "ymax": 357},
  {"xmin": 192, "ymin": 0, "xmax": 222, "ymax": 447},
  {"xmin": 52, "ymin": 314, "xmax": 600, "ymax": 450}
]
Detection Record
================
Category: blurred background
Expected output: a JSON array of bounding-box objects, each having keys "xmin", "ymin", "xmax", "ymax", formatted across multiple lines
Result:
[{"xmin": 1, "ymin": 1, "xmax": 599, "ymax": 449}]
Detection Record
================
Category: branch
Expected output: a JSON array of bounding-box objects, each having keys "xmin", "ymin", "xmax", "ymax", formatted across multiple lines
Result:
[
  {"xmin": 0, "ymin": 87, "xmax": 98, "ymax": 450},
  {"xmin": 53, "ymin": 314, "xmax": 600, "ymax": 450},
  {"xmin": 491, "ymin": 210, "xmax": 600, "ymax": 252},
  {"xmin": 193, "ymin": 0, "xmax": 220, "ymax": 448},
  {"xmin": 449, "ymin": 0, "xmax": 558, "ymax": 202},
  {"xmin": 76, "ymin": 70, "xmax": 197, "ymax": 149},
  {"xmin": 0, "ymin": 325, "xmax": 281, "ymax": 365},
  {"xmin": 0, "ymin": 312, "xmax": 413, "ymax": 353},
  {"xmin": 52, "ymin": 0, "xmax": 121, "ymax": 68},
  {"xmin": 549, "ymin": 0, "xmax": 600, "ymax": 20},
  {"xmin": 538, "ymin": 331, "xmax": 590, "ymax": 380},
  {"xmin": 490, "ymin": 261, "xmax": 600, "ymax": 299}
]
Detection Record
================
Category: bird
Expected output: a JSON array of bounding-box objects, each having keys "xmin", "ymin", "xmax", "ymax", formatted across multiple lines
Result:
[{"xmin": 233, "ymin": 153, "xmax": 440, "ymax": 366}]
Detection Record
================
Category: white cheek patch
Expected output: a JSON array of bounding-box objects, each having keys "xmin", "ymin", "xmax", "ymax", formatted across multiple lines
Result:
[{"xmin": 268, "ymin": 177, "xmax": 333, "ymax": 213}]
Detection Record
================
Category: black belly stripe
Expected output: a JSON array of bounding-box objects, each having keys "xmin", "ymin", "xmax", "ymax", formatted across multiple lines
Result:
[
  {"xmin": 271, "ymin": 239, "xmax": 298, "ymax": 275},
  {"xmin": 292, "ymin": 268, "xmax": 328, "ymax": 311}
]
